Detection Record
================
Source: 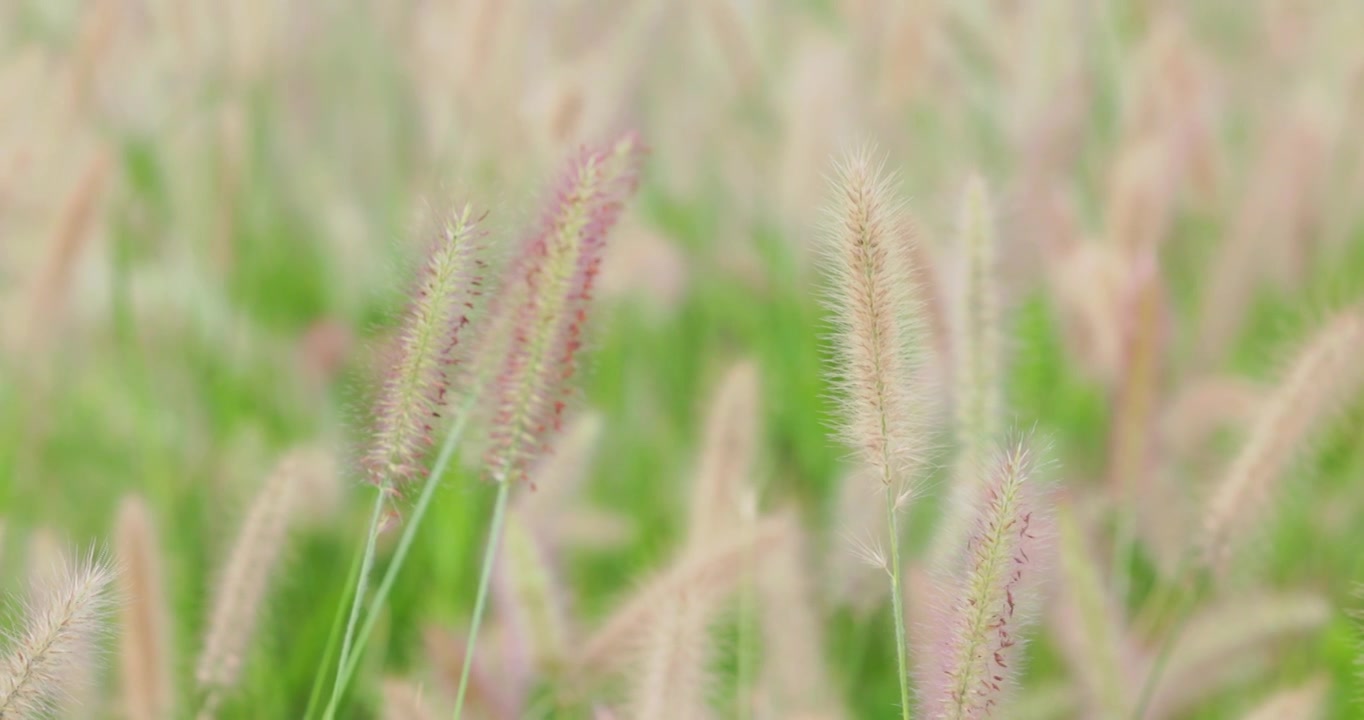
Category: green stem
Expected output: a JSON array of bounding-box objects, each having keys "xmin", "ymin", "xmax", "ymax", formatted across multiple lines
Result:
[
  {"xmin": 452, "ymin": 478, "xmax": 513, "ymax": 720},
  {"xmin": 326, "ymin": 487, "xmax": 386, "ymax": 711},
  {"xmin": 323, "ymin": 397, "xmax": 477, "ymax": 719},
  {"xmin": 1130, "ymin": 575, "xmax": 1198, "ymax": 720},
  {"xmin": 304, "ymin": 541, "xmax": 365, "ymax": 720},
  {"xmin": 885, "ymin": 489, "xmax": 912, "ymax": 720}
]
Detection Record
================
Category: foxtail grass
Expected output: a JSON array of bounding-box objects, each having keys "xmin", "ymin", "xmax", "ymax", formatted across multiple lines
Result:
[
  {"xmin": 325, "ymin": 204, "xmax": 488, "ymax": 718},
  {"xmin": 929, "ymin": 174, "xmax": 1001, "ymax": 571},
  {"xmin": 919, "ymin": 440, "xmax": 1050, "ymax": 720},
  {"xmin": 197, "ymin": 449, "xmax": 316, "ymax": 718},
  {"xmin": 456, "ymin": 132, "xmax": 642, "ymax": 720},
  {"xmin": 115, "ymin": 496, "xmax": 173, "ymax": 720},
  {"xmin": 0, "ymin": 550, "xmax": 116, "ymax": 718},
  {"xmin": 820, "ymin": 145, "xmax": 927, "ymax": 719},
  {"xmin": 1200, "ymin": 307, "xmax": 1364, "ymax": 571}
]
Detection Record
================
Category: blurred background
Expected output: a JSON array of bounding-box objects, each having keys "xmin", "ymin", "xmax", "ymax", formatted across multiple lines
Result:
[{"xmin": 2, "ymin": 0, "xmax": 1363, "ymax": 717}]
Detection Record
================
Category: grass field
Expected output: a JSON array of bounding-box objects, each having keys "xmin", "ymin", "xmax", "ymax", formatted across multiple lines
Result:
[{"xmin": 2, "ymin": 1, "xmax": 1364, "ymax": 718}]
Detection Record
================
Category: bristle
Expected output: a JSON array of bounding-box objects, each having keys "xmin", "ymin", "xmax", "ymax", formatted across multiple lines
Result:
[
  {"xmin": 574, "ymin": 516, "xmax": 791, "ymax": 679},
  {"xmin": 687, "ymin": 360, "xmax": 761, "ymax": 547},
  {"xmin": 1200, "ymin": 308, "xmax": 1364, "ymax": 571},
  {"xmin": 486, "ymin": 133, "xmax": 644, "ymax": 482},
  {"xmin": 0, "ymin": 551, "xmax": 116, "ymax": 718},
  {"xmin": 195, "ymin": 448, "xmax": 312, "ymax": 714},
  {"xmin": 919, "ymin": 440, "xmax": 1051, "ymax": 720},
  {"xmin": 820, "ymin": 146, "xmax": 927, "ymax": 492},
  {"xmin": 756, "ymin": 512, "xmax": 843, "ymax": 718},
  {"xmin": 1238, "ymin": 678, "xmax": 1328, "ymax": 720},
  {"xmin": 365, "ymin": 204, "xmax": 488, "ymax": 488},
  {"xmin": 930, "ymin": 174, "xmax": 1002, "ymax": 569},
  {"xmin": 115, "ymin": 496, "xmax": 174, "ymax": 720}
]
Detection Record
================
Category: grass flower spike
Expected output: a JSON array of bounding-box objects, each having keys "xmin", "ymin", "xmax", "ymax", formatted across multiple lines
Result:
[
  {"xmin": 0, "ymin": 550, "xmax": 116, "ymax": 718},
  {"xmin": 487, "ymin": 133, "xmax": 643, "ymax": 482},
  {"xmin": 1200, "ymin": 307, "xmax": 1364, "ymax": 571},
  {"xmin": 198, "ymin": 449, "xmax": 316, "ymax": 717},
  {"xmin": 366, "ymin": 204, "xmax": 488, "ymax": 488},
  {"xmin": 921, "ymin": 440, "xmax": 1050, "ymax": 720},
  {"xmin": 821, "ymin": 146, "xmax": 925, "ymax": 490},
  {"xmin": 453, "ymin": 133, "xmax": 643, "ymax": 719},
  {"xmin": 931, "ymin": 174, "xmax": 1002, "ymax": 569},
  {"xmin": 821, "ymin": 145, "xmax": 926, "ymax": 719},
  {"xmin": 115, "ymin": 496, "xmax": 174, "ymax": 720}
]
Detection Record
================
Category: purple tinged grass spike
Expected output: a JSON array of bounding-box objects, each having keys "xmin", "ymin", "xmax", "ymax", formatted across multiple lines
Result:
[
  {"xmin": 921, "ymin": 440, "xmax": 1051, "ymax": 720},
  {"xmin": 486, "ymin": 133, "xmax": 644, "ymax": 482},
  {"xmin": 366, "ymin": 204, "xmax": 488, "ymax": 488}
]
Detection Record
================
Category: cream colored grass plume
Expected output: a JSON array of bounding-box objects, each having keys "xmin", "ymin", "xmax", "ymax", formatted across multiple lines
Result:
[
  {"xmin": 819, "ymin": 144, "xmax": 925, "ymax": 495},
  {"xmin": 115, "ymin": 495, "xmax": 174, "ymax": 720},
  {"xmin": 619, "ymin": 359, "xmax": 763, "ymax": 719},
  {"xmin": 1199, "ymin": 307, "xmax": 1364, "ymax": 572},
  {"xmin": 196, "ymin": 447, "xmax": 320, "ymax": 718},
  {"xmin": 687, "ymin": 360, "xmax": 761, "ymax": 546},
  {"xmin": 0, "ymin": 549, "xmax": 116, "ymax": 718},
  {"xmin": 820, "ymin": 143, "xmax": 927, "ymax": 719},
  {"xmin": 929, "ymin": 173, "xmax": 1002, "ymax": 570}
]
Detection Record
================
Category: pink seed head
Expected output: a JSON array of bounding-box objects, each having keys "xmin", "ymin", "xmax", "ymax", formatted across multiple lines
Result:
[
  {"xmin": 365, "ymin": 204, "xmax": 488, "ymax": 488},
  {"xmin": 486, "ymin": 133, "xmax": 644, "ymax": 482}
]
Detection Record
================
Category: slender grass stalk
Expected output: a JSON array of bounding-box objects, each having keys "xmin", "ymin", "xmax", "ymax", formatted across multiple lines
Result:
[
  {"xmin": 333, "ymin": 489, "xmax": 387, "ymax": 698},
  {"xmin": 323, "ymin": 396, "xmax": 478, "ymax": 719},
  {"xmin": 1131, "ymin": 592, "xmax": 1195, "ymax": 720},
  {"xmin": 452, "ymin": 478, "xmax": 512, "ymax": 720},
  {"xmin": 885, "ymin": 490, "xmax": 911, "ymax": 717},
  {"xmin": 304, "ymin": 539, "xmax": 364, "ymax": 720}
]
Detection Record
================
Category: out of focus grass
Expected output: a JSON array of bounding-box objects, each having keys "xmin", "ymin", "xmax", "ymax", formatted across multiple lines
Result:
[{"xmin": 3, "ymin": 1, "xmax": 1364, "ymax": 718}]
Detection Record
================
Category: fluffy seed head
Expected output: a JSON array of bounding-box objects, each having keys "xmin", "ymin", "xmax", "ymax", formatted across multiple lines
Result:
[
  {"xmin": 820, "ymin": 146, "xmax": 926, "ymax": 490},
  {"xmin": 0, "ymin": 550, "xmax": 116, "ymax": 719},
  {"xmin": 486, "ymin": 133, "xmax": 643, "ymax": 482},
  {"xmin": 627, "ymin": 591, "xmax": 716, "ymax": 720},
  {"xmin": 929, "ymin": 173, "xmax": 1002, "ymax": 570},
  {"xmin": 366, "ymin": 204, "xmax": 488, "ymax": 486},
  {"xmin": 115, "ymin": 496, "xmax": 174, "ymax": 720},
  {"xmin": 920, "ymin": 440, "xmax": 1051, "ymax": 720},
  {"xmin": 687, "ymin": 360, "xmax": 761, "ymax": 546},
  {"xmin": 196, "ymin": 448, "xmax": 312, "ymax": 708},
  {"xmin": 1200, "ymin": 308, "xmax": 1364, "ymax": 571}
]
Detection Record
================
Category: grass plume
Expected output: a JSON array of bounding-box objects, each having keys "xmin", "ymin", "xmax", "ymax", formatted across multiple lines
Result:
[
  {"xmin": 486, "ymin": 133, "xmax": 644, "ymax": 482},
  {"xmin": 0, "ymin": 550, "xmax": 116, "ymax": 718},
  {"xmin": 820, "ymin": 144, "xmax": 926, "ymax": 720},
  {"xmin": 115, "ymin": 496, "xmax": 174, "ymax": 720},
  {"xmin": 366, "ymin": 204, "xmax": 488, "ymax": 489},
  {"xmin": 919, "ymin": 440, "xmax": 1051, "ymax": 720},
  {"xmin": 196, "ymin": 448, "xmax": 314, "ymax": 717},
  {"xmin": 931, "ymin": 173, "xmax": 1002, "ymax": 569},
  {"xmin": 1200, "ymin": 307, "xmax": 1364, "ymax": 571}
]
